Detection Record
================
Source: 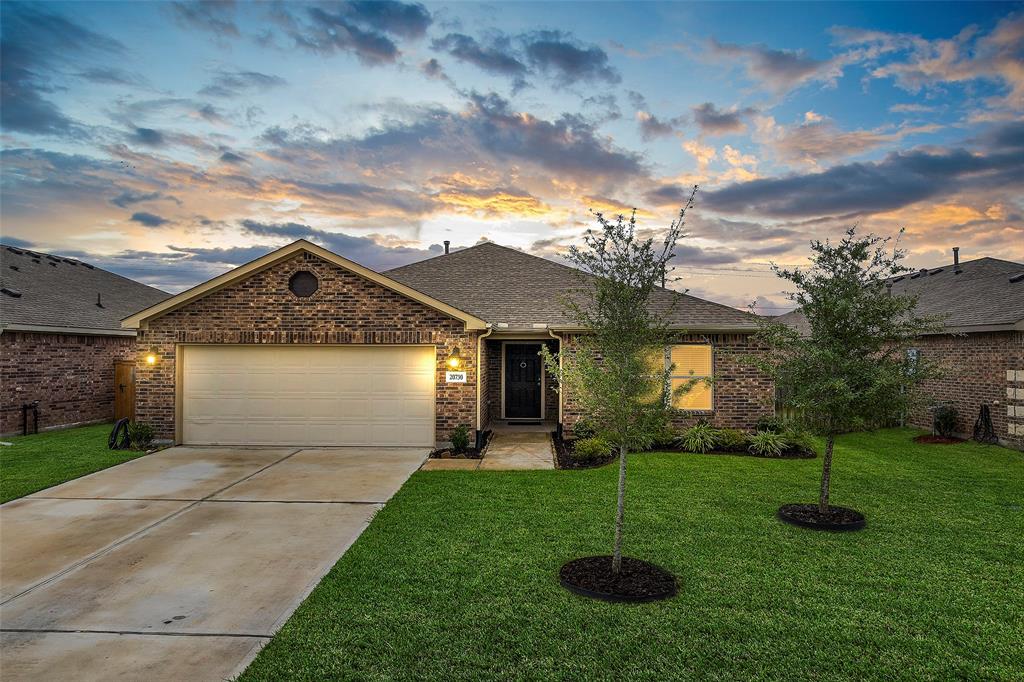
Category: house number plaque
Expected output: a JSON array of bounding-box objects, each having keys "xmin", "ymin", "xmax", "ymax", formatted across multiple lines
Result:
[{"xmin": 446, "ymin": 371, "xmax": 467, "ymax": 383}]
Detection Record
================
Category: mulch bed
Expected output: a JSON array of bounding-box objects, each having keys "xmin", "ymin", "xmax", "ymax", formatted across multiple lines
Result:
[
  {"xmin": 560, "ymin": 556, "xmax": 677, "ymax": 602},
  {"xmin": 777, "ymin": 503, "xmax": 866, "ymax": 531},
  {"xmin": 429, "ymin": 430, "xmax": 492, "ymax": 459},
  {"xmin": 914, "ymin": 434, "xmax": 965, "ymax": 445},
  {"xmin": 551, "ymin": 432, "xmax": 616, "ymax": 469}
]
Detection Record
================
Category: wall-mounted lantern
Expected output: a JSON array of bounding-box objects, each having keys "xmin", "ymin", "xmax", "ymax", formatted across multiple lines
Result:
[
  {"xmin": 144, "ymin": 347, "xmax": 159, "ymax": 365},
  {"xmin": 446, "ymin": 347, "xmax": 463, "ymax": 370}
]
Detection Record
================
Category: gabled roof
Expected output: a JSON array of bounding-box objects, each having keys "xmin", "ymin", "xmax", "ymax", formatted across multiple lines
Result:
[
  {"xmin": 0, "ymin": 244, "xmax": 170, "ymax": 336},
  {"xmin": 386, "ymin": 241, "xmax": 759, "ymax": 331},
  {"xmin": 775, "ymin": 256, "xmax": 1024, "ymax": 335},
  {"xmin": 121, "ymin": 240, "xmax": 488, "ymax": 330}
]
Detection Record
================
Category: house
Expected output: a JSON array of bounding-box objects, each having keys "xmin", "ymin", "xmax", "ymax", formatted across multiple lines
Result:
[
  {"xmin": 121, "ymin": 239, "xmax": 773, "ymax": 447},
  {"xmin": 0, "ymin": 245, "xmax": 170, "ymax": 435},
  {"xmin": 776, "ymin": 250, "xmax": 1024, "ymax": 450}
]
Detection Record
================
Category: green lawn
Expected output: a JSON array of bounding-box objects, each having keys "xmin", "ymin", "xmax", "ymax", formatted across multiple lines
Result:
[
  {"xmin": 0, "ymin": 423, "xmax": 147, "ymax": 503},
  {"xmin": 241, "ymin": 428, "xmax": 1024, "ymax": 681}
]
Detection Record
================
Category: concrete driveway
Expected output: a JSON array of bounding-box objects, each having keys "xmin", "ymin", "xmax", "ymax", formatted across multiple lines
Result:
[{"xmin": 0, "ymin": 445, "xmax": 427, "ymax": 681}]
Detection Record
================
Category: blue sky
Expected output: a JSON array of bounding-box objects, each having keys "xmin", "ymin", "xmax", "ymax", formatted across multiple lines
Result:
[{"xmin": 1, "ymin": 1, "xmax": 1022, "ymax": 312}]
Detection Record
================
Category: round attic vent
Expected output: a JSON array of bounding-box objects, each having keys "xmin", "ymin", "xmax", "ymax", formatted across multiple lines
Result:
[{"xmin": 288, "ymin": 270, "xmax": 319, "ymax": 298}]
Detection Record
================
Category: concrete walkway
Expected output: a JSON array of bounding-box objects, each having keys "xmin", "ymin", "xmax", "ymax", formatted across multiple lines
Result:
[
  {"xmin": 421, "ymin": 430, "xmax": 555, "ymax": 471},
  {"xmin": 0, "ymin": 445, "xmax": 427, "ymax": 681}
]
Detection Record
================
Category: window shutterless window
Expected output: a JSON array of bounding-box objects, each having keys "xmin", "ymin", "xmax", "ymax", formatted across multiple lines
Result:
[{"xmin": 667, "ymin": 344, "xmax": 713, "ymax": 411}]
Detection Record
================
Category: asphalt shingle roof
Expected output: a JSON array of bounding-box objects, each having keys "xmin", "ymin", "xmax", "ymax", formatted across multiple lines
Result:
[
  {"xmin": 386, "ymin": 242, "xmax": 758, "ymax": 331},
  {"xmin": 774, "ymin": 256, "xmax": 1024, "ymax": 335},
  {"xmin": 0, "ymin": 245, "xmax": 170, "ymax": 334}
]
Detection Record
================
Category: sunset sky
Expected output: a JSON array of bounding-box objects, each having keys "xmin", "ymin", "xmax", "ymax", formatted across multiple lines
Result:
[{"xmin": 2, "ymin": 1, "xmax": 1022, "ymax": 312}]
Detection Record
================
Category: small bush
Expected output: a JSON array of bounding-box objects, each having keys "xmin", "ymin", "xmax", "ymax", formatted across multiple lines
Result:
[
  {"xmin": 782, "ymin": 425, "xmax": 816, "ymax": 456},
  {"xmin": 571, "ymin": 417, "xmax": 597, "ymax": 440},
  {"xmin": 755, "ymin": 415, "xmax": 789, "ymax": 434},
  {"xmin": 677, "ymin": 420, "xmax": 718, "ymax": 453},
  {"xmin": 572, "ymin": 437, "xmax": 612, "ymax": 462},
  {"xmin": 748, "ymin": 431, "xmax": 788, "ymax": 457},
  {"xmin": 450, "ymin": 424, "xmax": 471, "ymax": 453},
  {"xmin": 650, "ymin": 421, "xmax": 678, "ymax": 449},
  {"xmin": 127, "ymin": 422, "xmax": 154, "ymax": 450},
  {"xmin": 715, "ymin": 428, "xmax": 750, "ymax": 452},
  {"xmin": 933, "ymin": 405, "xmax": 957, "ymax": 439}
]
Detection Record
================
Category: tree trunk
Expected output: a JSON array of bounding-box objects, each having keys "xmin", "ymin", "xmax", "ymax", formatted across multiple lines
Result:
[
  {"xmin": 611, "ymin": 444, "xmax": 627, "ymax": 575},
  {"xmin": 819, "ymin": 434, "xmax": 834, "ymax": 513}
]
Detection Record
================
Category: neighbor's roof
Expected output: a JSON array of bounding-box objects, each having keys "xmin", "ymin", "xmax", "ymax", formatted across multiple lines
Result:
[
  {"xmin": 0, "ymin": 244, "xmax": 170, "ymax": 336},
  {"xmin": 775, "ymin": 256, "xmax": 1024, "ymax": 335},
  {"xmin": 386, "ymin": 241, "xmax": 759, "ymax": 331}
]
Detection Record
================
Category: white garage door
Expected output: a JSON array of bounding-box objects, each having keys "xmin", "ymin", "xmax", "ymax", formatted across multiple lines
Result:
[{"xmin": 182, "ymin": 345, "xmax": 435, "ymax": 446}]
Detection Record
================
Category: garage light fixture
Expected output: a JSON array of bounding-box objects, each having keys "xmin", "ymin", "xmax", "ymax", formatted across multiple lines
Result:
[
  {"xmin": 144, "ymin": 347, "xmax": 159, "ymax": 365},
  {"xmin": 446, "ymin": 347, "xmax": 463, "ymax": 370}
]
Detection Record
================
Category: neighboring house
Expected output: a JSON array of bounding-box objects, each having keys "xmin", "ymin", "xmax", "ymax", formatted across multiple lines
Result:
[
  {"xmin": 0, "ymin": 245, "xmax": 170, "ymax": 435},
  {"xmin": 776, "ymin": 251, "xmax": 1024, "ymax": 450},
  {"xmin": 122, "ymin": 239, "xmax": 773, "ymax": 447}
]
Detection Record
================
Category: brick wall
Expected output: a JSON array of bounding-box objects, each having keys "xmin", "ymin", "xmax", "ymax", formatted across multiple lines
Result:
[
  {"xmin": 907, "ymin": 330, "xmax": 1024, "ymax": 450},
  {"xmin": 559, "ymin": 332, "xmax": 774, "ymax": 435},
  {"xmin": 135, "ymin": 252, "xmax": 478, "ymax": 443},
  {"xmin": 1, "ymin": 331, "xmax": 133, "ymax": 435}
]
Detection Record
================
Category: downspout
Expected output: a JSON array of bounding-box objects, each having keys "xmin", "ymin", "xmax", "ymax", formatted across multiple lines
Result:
[
  {"xmin": 476, "ymin": 324, "xmax": 494, "ymax": 436},
  {"xmin": 547, "ymin": 328, "xmax": 563, "ymax": 430}
]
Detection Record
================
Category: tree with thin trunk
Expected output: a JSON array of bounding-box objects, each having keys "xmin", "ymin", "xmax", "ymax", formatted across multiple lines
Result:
[
  {"xmin": 543, "ymin": 187, "xmax": 698, "ymax": 574},
  {"xmin": 754, "ymin": 228, "xmax": 942, "ymax": 518}
]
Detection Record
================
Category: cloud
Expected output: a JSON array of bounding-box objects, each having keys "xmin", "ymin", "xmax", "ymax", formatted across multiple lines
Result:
[
  {"xmin": 237, "ymin": 219, "xmax": 443, "ymax": 270},
  {"xmin": 691, "ymin": 102, "xmax": 755, "ymax": 135},
  {"xmin": 198, "ymin": 70, "xmax": 287, "ymax": 98},
  {"xmin": 275, "ymin": 1, "xmax": 432, "ymax": 65},
  {"xmin": 218, "ymin": 150, "xmax": 247, "ymax": 165},
  {"xmin": 431, "ymin": 33, "xmax": 527, "ymax": 90},
  {"xmin": 128, "ymin": 127, "xmax": 166, "ymax": 147},
  {"xmin": 110, "ymin": 190, "xmax": 180, "ymax": 208},
  {"xmin": 834, "ymin": 15, "xmax": 1024, "ymax": 112},
  {"xmin": 708, "ymin": 37, "xmax": 842, "ymax": 93},
  {"xmin": 683, "ymin": 139, "xmax": 717, "ymax": 172},
  {"xmin": 704, "ymin": 123, "xmax": 1024, "ymax": 218},
  {"xmin": 431, "ymin": 29, "xmax": 619, "ymax": 88},
  {"xmin": 130, "ymin": 211, "xmax": 171, "ymax": 227},
  {"xmin": 522, "ymin": 30, "xmax": 620, "ymax": 85},
  {"xmin": 635, "ymin": 111, "xmax": 684, "ymax": 140},
  {"xmin": 754, "ymin": 114, "xmax": 941, "ymax": 165},
  {"xmin": 170, "ymin": 1, "xmax": 239, "ymax": 38},
  {"xmin": 76, "ymin": 67, "xmax": 149, "ymax": 88},
  {"xmin": 0, "ymin": 3, "xmax": 122, "ymax": 137},
  {"xmin": 644, "ymin": 184, "xmax": 693, "ymax": 207}
]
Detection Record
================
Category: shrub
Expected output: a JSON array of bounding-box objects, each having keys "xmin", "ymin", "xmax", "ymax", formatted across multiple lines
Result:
[
  {"xmin": 571, "ymin": 416, "xmax": 597, "ymax": 440},
  {"xmin": 677, "ymin": 420, "xmax": 719, "ymax": 453},
  {"xmin": 650, "ymin": 421, "xmax": 678, "ymax": 449},
  {"xmin": 748, "ymin": 431, "xmax": 788, "ymax": 457},
  {"xmin": 933, "ymin": 405, "xmax": 957, "ymax": 438},
  {"xmin": 127, "ymin": 422, "xmax": 154, "ymax": 450},
  {"xmin": 572, "ymin": 437, "xmax": 612, "ymax": 462},
  {"xmin": 755, "ymin": 415, "xmax": 789, "ymax": 434},
  {"xmin": 716, "ymin": 428, "xmax": 750, "ymax": 452},
  {"xmin": 450, "ymin": 424, "xmax": 471, "ymax": 453},
  {"xmin": 783, "ymin": 428, "xmax": 817, "ymax": 456}
]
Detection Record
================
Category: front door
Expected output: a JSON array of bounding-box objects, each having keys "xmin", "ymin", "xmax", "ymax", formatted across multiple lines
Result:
[{"xmin": 504, "ymin": 344, "xmax": 542, "ymax": 419}]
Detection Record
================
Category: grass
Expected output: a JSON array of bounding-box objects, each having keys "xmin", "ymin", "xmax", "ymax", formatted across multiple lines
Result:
[
  {"xmin": 241, "ymin": 428, "xmax": 1024, "ymax": 681},
  {"xmin": 0, "ymin": 423, "xmax": 147, "ymax": 503}
]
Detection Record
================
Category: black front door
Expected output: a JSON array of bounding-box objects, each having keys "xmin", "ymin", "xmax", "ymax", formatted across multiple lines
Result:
[{"xmin": 505, "ymin": 344, "xmax": 542, "ymax": 419}]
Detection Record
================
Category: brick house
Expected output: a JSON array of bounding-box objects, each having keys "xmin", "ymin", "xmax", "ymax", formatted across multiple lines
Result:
[
  {"xmin": 122, "ymin": 240, "xmax": 773, "ymax": 446},
  {"xmin": 776, "ymin": 251, "xmax": 1024, "ymax": 450},
  {"xmin": 0, "ymin": 245, "xmax": 169, "ymax": 435}
]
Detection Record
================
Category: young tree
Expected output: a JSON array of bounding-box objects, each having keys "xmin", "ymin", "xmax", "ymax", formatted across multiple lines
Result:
[
  {"xmin": 755, "ymin": 228, "xmax": 942, "ymax": 519},
  {"xmin": 543, "ymin": 186, "xmax": 697, "ymax": 575}
]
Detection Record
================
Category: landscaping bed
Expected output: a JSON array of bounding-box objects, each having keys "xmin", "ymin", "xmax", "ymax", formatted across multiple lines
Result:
[
  {"xmin": 429, "ymin": 430, "xmax": 492, "ymax": 459},
  {"xmin": 239, "ymin": 428, "xmax": 1024, "ymax": 681},
  {"xmin": 913, "ymin": 434, "xmax": 966, "ymax": 445},
  {"xmin": 552, "ymin": 431, "xmax": 616, "ymax": 469},
  {"xmin": 559, "ymin": 555, "xmax": 677, "ymax": 602}
]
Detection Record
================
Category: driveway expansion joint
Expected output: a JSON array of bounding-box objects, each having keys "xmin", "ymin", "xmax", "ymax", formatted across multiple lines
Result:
[{"xmin": 1, "ymin": 628, "xmax": 272, "ymax": 639}]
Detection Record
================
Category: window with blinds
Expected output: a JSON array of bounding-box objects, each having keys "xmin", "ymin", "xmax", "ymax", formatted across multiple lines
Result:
[{"xmin": 668, "ymin": 344, "xmax": 713, "ymax": 411}]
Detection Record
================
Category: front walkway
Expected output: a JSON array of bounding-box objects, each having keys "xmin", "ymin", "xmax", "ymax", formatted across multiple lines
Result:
[
  {"xmin": 421, "ymin": 426, "xmax": 555, "ymax": 471},
  {"xmin": 0, "ymin": 445, "xmax": 427, "ymax": 681}
]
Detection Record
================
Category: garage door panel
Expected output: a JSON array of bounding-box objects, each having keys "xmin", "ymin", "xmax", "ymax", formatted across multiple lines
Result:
[{"xmin": 182, "ymin": 346, "xmax": 435, "ymax": 446}]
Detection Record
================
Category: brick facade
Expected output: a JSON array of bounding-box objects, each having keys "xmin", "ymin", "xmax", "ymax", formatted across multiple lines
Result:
[
  {"xmin": 0, "ymin": 331, "xmax": 133, "ymax": 435},
  {"xmin": 907, "ymin": 330, "xmax": 1024, "ymax": 450},
  {"xmin": 135, "ymin": 252, "xmax": 478, "ymax": 443},
  {"xmin": 558, "ymin": 332, "xmax": 774, "ymax": 436}
]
